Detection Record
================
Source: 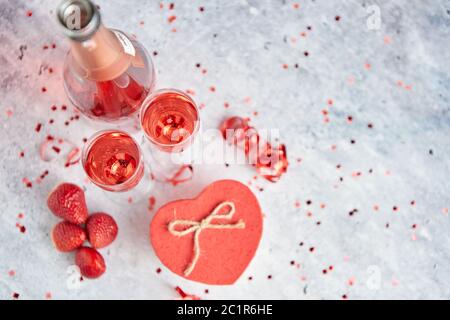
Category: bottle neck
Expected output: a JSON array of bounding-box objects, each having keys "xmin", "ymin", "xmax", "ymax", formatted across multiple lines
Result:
[{"xmin": 70, "ymin": 24, "xmax": 133, "ymax": 81}]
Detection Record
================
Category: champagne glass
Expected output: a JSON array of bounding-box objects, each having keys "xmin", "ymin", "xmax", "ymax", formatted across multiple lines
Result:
[
  {"xmin": 139, "ymin": 89, "xmax": 200, "ymax": 183},
  {"xmin": 82, "ymin": 130, "xmax": 152, "ymax": 201}
]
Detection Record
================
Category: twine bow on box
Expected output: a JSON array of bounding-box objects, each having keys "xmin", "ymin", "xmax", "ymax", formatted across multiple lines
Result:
[{"xmin": 168, "ymin": 201, "xmax": 246, "ymax": 276}]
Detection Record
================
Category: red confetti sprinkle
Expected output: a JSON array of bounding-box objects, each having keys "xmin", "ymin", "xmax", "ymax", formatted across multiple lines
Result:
[
  {"xmin": 12, "ymin": 292, "xmax": 20, "ymax": 299},
  {"xmin": 156, "ymin": 268, "xmax": 162, "ymax": 274},
  {"xmin": 186, "ymin": 89, "xmax": 195, "ymax": 95},
  {"xmin": 167, "ymin": 15, "xmax": 177, "ymax": 24},
  {"xmin": 175, "ymin": 287, "xmax": 200, "ymax": 300},
  {"xmin": 65, "ymin": 147, "xmax": 80, "ymax": 167},
  {"xmin": 148, "ymin": 196, "xmax": 156, "ymax": 211},
  {"xmin": 348, "ymin": 277, "xmax": 355, "ymax": 286},
  {"xmin": 52, "ymin": 146, "xmax": 61, "ymax": 154},
  {"xmin": 22, "ymin": 178, "xmax": 32, "ymax": 188},
  {"xmin": 8, "ymin": 270, "xmax": 15, "ymax": 277},
  {"xmin": 26, "ymin": 10, "xmax": 32, "ymax": 17},
  {"xmin": 35, "ymin": 123, "xmax": 42, "ymax": 132},
  {"xmin": 164, "ymin": 165, "xmax": 193, "ymax": 186}
]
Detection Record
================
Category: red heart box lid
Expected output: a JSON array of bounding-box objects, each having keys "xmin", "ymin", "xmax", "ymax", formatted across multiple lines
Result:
[{"xmin": 150, "ymin": 179, "xmax": 263, "ymax": 285}]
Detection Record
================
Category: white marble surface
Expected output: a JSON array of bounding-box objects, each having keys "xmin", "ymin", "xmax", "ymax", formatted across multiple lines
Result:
[{"xmin": 1, "ymin": 0, "xmax": 450, "ymax": 300}]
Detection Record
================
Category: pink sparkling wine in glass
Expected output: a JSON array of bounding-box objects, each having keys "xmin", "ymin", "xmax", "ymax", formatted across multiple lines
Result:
[
  {"xmin": 82, "ymin": 130, "xmax": 144, "ymax": 191},
  {"xmin": 141, "ymin": 89, "xmax": 199, "ymax": 153}
]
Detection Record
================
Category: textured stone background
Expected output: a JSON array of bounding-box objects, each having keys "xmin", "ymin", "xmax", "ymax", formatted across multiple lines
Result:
[{"xmin": 0, "ymin": 0, "xmax": 449, "ymax": 299}]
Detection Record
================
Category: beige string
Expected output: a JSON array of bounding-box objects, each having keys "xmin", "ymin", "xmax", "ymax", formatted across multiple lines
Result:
[{"xmin": 168, "ymin": 201, "xmax": 246, "ymax": 277}]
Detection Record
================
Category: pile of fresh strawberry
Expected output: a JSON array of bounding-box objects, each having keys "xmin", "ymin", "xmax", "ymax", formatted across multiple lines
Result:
[{"xmin": 47, "ymin": 183, "xmax": 118, "ymax": 279}]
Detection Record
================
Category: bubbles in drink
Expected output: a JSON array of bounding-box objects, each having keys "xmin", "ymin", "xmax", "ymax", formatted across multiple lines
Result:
[
  {"xmin": 141, "ymin": 90, "xmax": 199, "ymax": 152},
  {"xmin": 84, "ymin": 131, "xmax": 142, "ymax": 187}
]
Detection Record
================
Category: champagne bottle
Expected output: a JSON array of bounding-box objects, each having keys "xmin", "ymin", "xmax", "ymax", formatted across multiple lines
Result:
[{"xmin": 57, "ymin": 0, "xmax": 155, "ymax": 123}]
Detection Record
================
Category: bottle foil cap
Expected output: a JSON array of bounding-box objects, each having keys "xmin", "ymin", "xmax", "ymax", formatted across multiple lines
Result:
[{"xmin": 57, "ymin": 0, "xmax": 101, "ymax": 41}]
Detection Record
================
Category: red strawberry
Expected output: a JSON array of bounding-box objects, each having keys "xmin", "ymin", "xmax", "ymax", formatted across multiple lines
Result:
[
  {"xmin": 51, "ymin": 221, "xmax": 86, "ymax": 252},
  {"xmin": 86, "ymin": 213, "xmax": 118, "ymax": 249},
  {"xmin": 75, "ymin": 247, "xmax": 106, "ymax": 279},
  {"xmin": 47, "ymin": 183, "xmax": 88, "ymax": 225}
]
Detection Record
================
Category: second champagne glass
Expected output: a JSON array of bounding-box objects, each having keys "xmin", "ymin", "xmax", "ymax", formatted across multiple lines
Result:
[{"xmin": 139, "ymin": 89, "xmax": 200, "ymax": 183}]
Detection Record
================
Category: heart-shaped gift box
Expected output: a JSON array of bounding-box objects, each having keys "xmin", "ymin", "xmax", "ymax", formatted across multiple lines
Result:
[{"xmin": 150, "ymin": 180, "xmax": 263, "ymax": 285}]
